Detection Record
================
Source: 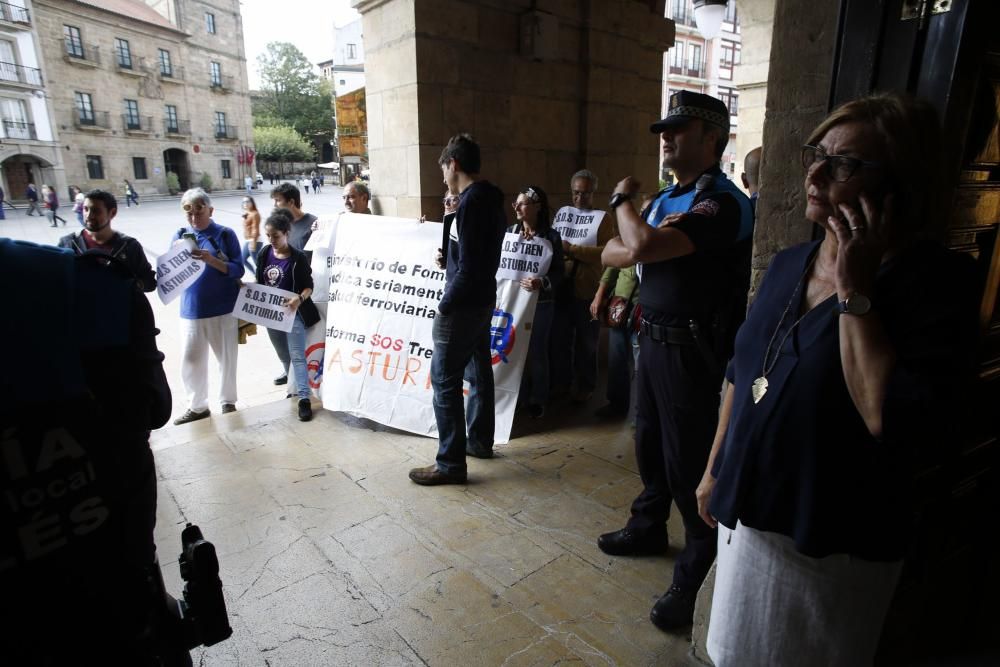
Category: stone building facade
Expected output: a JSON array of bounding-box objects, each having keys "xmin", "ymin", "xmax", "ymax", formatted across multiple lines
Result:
[
  {"xmin": 352, "ymin": 0, "xmax": 674, "ymax": 221},
  {"xmin": 0, "ymin": 0, "xmax": 68, "ymax": 202},
  {"xmin": 31, "ymin": 0, "xmax": 253, "ymax": 197}
]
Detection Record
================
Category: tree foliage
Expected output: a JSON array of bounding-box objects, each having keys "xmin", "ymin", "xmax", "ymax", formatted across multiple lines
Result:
[
  {"xmin": 254, "ymin": 42, "xmax": 334, "ymax": 139},
  {"xmin": 254, "ymin": 125, "xmax": 314, "ymax": 163}
]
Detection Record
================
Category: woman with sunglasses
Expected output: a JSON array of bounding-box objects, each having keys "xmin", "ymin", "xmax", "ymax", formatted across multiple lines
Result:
[
  {"xmin": 255, "ymin": 208, "xmax": 320, "ymax": 421},
  {"xmin": 696, "ymin": 94, "xmax": 979, "ymax": 665},
  {"xmin": 510, "ymin": 186, "xmax": 564, "ymax": 418}
]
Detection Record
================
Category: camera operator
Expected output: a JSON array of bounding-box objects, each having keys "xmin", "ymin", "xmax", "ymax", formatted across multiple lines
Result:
[{"xmin": 0, "ymin": 238, "xmax": 228, "ymax": 664}]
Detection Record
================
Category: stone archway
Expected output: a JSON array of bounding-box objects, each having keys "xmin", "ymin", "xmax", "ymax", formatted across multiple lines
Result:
[{"xmin": 0, "ymin": 152, "xmax": 54, "ymax": 203}]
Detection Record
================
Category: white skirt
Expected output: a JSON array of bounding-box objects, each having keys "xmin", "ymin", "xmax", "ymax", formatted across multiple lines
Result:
[{"xmin": 706, "ymin": 521, "xmax": 902, "ymax": 667}]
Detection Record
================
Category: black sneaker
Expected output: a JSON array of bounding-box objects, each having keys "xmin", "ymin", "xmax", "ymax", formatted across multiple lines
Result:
[
  {"xmin": 297, "ymin": 399, "xmax": 313, "ymax": 421},
  {"xmin": 649, "ymin": 584, "xmax": 696, "ymax": 632},
  {"xmin": 221, "ymin": 403, "xmax": 237, "ymax": 414},
  {"xmin": 173, "ymin": 409, "xmax": 210, "ymax": 425},
  {"xmin": 274, "ymin": 374, "xmax": 288, "ymax": 386}
]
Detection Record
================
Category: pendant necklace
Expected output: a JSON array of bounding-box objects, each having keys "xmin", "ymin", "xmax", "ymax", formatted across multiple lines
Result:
[{"xmin": 751, "ymin": 254, "xmax": 832, "ymax": 405}]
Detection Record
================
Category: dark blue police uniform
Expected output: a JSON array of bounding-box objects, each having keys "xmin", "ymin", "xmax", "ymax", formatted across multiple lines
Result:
[{"xmin": 627, "ymin": 166, "xmax": 753, "ymax": 592}]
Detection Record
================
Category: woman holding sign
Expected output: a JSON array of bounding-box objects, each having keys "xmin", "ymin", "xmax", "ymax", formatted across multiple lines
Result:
[
  {"xmin": 255, "ymin": 209, "xmax": 321, "ymax": 421},
  {"xmin": 510, "ymin": 185, "xmax": 564, "ymax": 418}
]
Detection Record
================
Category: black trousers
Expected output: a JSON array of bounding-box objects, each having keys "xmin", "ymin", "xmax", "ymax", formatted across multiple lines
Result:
[{"xmin": 627, "ymin": 334, "xmax": 721, "ymax": 591}]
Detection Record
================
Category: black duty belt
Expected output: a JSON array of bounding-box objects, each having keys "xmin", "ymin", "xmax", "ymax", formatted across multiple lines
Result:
[{"xmin": 639, "ymin": 318, "xmax": 696, "ymax": 345}]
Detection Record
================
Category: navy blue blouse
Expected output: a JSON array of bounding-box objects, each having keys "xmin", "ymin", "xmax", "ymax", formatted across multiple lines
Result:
[{"xmin": 709, "ymin": 239, "xmax": 979, "ymax": 561}]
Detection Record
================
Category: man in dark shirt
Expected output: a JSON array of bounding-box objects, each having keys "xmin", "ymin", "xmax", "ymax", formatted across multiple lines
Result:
[
  {"xmin": 409, "ymin": 134, "xmax": 506, "ymax": 486},
  {"xmin": 599, "ymin": 92, "xmax": 753, "ymax": 632},
  {"xmin": 58, "ymin": 189, "xmax": 156, "ymax": 292},
  {"xmin": 269, "ymin": 183, "xmax": 317, "ymax": 387}
]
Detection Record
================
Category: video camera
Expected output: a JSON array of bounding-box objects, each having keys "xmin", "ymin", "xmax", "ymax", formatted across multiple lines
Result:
[{"xmin": 151, "ymin": 524, "xmax": 233, "ymax": 662}]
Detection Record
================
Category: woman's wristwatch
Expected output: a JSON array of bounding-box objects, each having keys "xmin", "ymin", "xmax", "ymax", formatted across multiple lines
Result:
[{"xmin": 838, "ymin": 293, "xmax": 872, "ymax": 316}]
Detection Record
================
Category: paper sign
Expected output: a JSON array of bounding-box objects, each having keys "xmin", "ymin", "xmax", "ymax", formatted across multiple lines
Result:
[
  {"xmin": 232, "ymin": 282, "xmax": 298, "ymax": 333},
  {"xmin": 320, "ymin": 214, "xmax": 535, "ymax": 444},
  {"xmin": 496, "ymin": 232, "xmax": 553, "ymax": 282},
  {"xmin": 552, "ymin": 206, "xmax": 606, "ymax": 246},
  {"xmin": 304, "ymin": 213, "xmax": 340, "ymax": 252},
  {"xmin": 156, "ymin": 241, "xmax": 205, "ymax": 305}
]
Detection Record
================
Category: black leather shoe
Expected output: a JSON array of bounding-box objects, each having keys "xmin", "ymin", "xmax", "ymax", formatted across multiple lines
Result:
[
  {"xmin": 297, "ymin": 399, "xmax": 312, "ymax": 422},
  {"xmin": 597, "ymin": 528, "xmax": 668, "ymax": 556},
  {"xmin": 650, "ymin": 585, "xmax": 696, "ymax": 632},
  {"xmin": 221, "ymin": 403, "xmax": 237, "ymax": 414},
  {"xmin": 273, "ymin": 374, "xmax": 288, "ymax": 386},
  {"xmin": 466, "ymin": 443, "xmax": 493, "ymax": 459},
  {"xmin": 408, "ymin": 464, "xmax": 467, "ymax": 486}
]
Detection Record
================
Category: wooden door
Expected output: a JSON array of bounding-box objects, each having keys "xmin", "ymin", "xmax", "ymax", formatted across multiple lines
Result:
[{"xmin": 829, "ymin": 0, "xmax": 999, "ymax": 662}]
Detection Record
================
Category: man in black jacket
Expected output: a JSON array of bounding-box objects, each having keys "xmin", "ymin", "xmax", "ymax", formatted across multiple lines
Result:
[
  {"xmin": 409, "ymin": 134, "xmax": 506, "ymax": 485},
  {"xmin": 58, "ymin": 189, "xmax": 156, "ymax": 292}
]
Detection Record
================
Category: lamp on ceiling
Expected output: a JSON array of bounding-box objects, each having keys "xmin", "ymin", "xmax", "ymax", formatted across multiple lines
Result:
[{"xmin": 693, "ymin": 0, "xmax": 729, "ymax": 40}]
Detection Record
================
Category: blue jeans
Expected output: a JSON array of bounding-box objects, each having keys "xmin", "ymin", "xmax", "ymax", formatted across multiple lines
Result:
[
  {"xmin": 267, "ymin": 328, "xmax": 291, "ymax": 377},
  {"xmin": 241, "ymin": 241, "xmax": 258, "ymax": 274},
  {"xmin": 285, "ymin": 313, "xmax": 309, "ymax": 399},
  {"xmin": 523, "ymin": 300, "xmax": 554, "ymax": 406},
  {"xmin": 606, "ymin": 325, "xmax": 637, "ymax": 411},
  {"xmin": 432, "ymin": 306, "xmax": 494, "ymax": 474}
]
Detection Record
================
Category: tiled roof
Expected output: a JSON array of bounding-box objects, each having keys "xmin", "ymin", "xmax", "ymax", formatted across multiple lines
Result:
[{"xmin": 74, "ymin": 0, "xmax": 182, "ymax": 32}]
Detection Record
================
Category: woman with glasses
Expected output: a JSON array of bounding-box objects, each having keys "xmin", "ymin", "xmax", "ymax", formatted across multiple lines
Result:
[
  {"xmin": 509, "ymin": 186, "xmax": 564, "ymax": 418},
  {"xmin": 240, "ymin": 196, "xmax": 261, "ymax": 273},
  {"xmin": 696, "ymin": 93, "xmax": 979, "ymax": 666},
  {"xmin": 255, "ymin": 208, "xmax": 320, "ymax": 422}
]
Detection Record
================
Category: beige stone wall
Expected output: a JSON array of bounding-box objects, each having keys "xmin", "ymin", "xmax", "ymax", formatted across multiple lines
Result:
[
  {"xmin": 32, "ymin": 0, "xmax": 253, "ymax": 195},
  {"xmin": 731, "ymin": 0, "xmax": 774, "ymax": 195},
  {"xmin": 355, "ymin": 0, "xmax": 673, "ymax": 221}
]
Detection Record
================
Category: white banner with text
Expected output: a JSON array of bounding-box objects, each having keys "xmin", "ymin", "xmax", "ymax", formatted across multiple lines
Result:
[
  {"xmin": 316, "ymin": 214, "xmax": 538, "ymax": 444},
  {"xmin": 552, "ymin": 206, "xmax": 605, "ymax": 247},
  {"xmin": 231, "ymin": 282, "xmax": 298, "ymax": 333},
  {"xmin": 156, "ymin": 240, "xmax": 205, "ymax": 305}
]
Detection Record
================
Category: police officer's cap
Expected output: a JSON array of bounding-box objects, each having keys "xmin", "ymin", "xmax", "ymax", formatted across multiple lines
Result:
[{"xmin": 651, "ymin": 91, "xmax": 730, "ymax": 135}]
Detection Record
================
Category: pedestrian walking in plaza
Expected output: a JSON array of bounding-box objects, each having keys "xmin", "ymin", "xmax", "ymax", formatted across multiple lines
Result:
[
  {"xmin": 244, "ymin": 175, "xmax": 254, "ymax": 195},
  {"xmin": 24, "ymin": 183, "xmax": 42, "ymax": 216},
  {"xmin": 0, "ymin": 184, "xmax": 6, "ymax": 220},
  {"xmin": 43, "ymin": 185, "xmax": 67, "ymax": 226},
  {"xmin": 241, "ymin": 196, "xmax": 261, "ymax": 274},
  {"xmin": 124, "ymin": 179, "xmax": 139, "ymax": 207},
  {"xmin": 71, "ymin": 186, "xmax": 85, "ymax": 226}
]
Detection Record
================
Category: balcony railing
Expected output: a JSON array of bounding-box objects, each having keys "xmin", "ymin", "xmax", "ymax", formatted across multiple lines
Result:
[
  {"xmin": 668, "ymin": 58, "xmax": 707, "ymax": 79},
  {"xmin": 64, "ymin": 41, "xmax": 100, "ymax": 64},
  {"xmin": 160, "ymin": 65, "xmax": 184, "ymax": 81},
  {"xmin": 0, "ymin": 61, "xmax": 42, "ymax": 86},
  {"xmin": 670, "ymin": 5, "xmax": 697, "ymax": 27},
  {"xmin": 1, "ymin": 119, "xmax": 36, "ymax": 140},
  {"xmin": 163, "ymin": 118, "xmax": 190, "ymax": 135},
  {"xmin": 209, "ymin": 74, "xmax": 234, "ymax": 91},
  {"xmin": 122, "ymin": 114, "xmax": 152, "ymax": 132},
  {"xmin": 74, "ymin": 110, "xmax": 110, "ymax": 130},
  {"xmin": 116, "ymin": 55, "xmax": 147, "ymax": 75},
  {"xmin": 0, "ymin": 2, "xmax": 30, "ymax": 25},
  {"xmin": 214, "ymin": 124, "xmax": 238, "ymax": 140}
]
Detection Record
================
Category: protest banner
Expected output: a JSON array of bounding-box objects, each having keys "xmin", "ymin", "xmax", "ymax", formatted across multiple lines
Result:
[
  {"xmin": 320, "ymin": 214, "xmax": 538, "ymax": 444},
  {"xmin": 155, "ymin": 241, "xmax": 204, "ymax": 305},
  {"xmin": 496, "ymin": 232, "xmax": 553, "ymax": 282},
  {"xmin": 231, "ymin": 282, "xmax": 298, "ymax": 333},
  {"xmin": 552, "ymin": 206, "xmax": 606, "ymax": 247}
]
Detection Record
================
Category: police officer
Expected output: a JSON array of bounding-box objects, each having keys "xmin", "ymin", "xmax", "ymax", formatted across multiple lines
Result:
[{"xmin": 598, "ymin": 91, "xmax": 753, "ymax": 631}]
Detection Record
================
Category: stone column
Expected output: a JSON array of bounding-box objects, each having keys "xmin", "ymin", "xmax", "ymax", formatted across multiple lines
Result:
[{"xmin": 353, "ymin": 0, "xmax": 673, "ymax": 221}]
